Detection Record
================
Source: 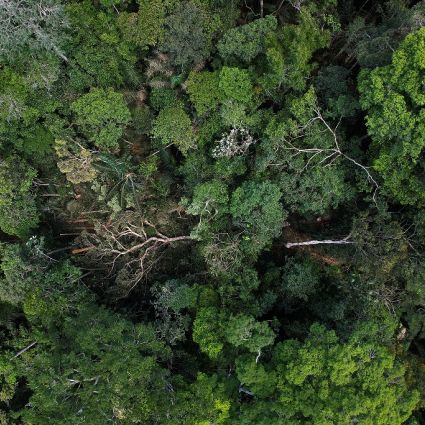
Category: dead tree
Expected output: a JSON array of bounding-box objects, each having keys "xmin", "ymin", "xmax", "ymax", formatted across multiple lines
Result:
[{"xmin": 77, "ymin": 213, "xmax": 193, "ymax": 297}]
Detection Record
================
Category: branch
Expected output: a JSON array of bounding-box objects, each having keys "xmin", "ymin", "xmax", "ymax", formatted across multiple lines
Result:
[
  {"xmin": 285, "ymin": 235, "xmax": 353, "ymax": 249},
  {"xmin": 11, "ymin": 341, "xmax": 37, "ymax": 360},
  {"xmin": 275, "ymin": 107, "xmax": 379, "ymax": 204},
  {"xmin": 239, "ymin": 385, "xmax": 254, "ymax": 396}
]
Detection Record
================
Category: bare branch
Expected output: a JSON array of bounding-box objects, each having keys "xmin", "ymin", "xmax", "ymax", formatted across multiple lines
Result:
[
  {"xmin": 273, "ymin": 105, "xmax": 379, "ymax": 204},
  {"xmin": 11, "ymin": 341, "xmax": 37, "ymax": 360},
  {"xmin": 286, "ymin": 235, "xmax": 353, "ymax": 249},
  {"xmin": 76, "ymin": 214, "xmax": 193, "ymax": 297}
]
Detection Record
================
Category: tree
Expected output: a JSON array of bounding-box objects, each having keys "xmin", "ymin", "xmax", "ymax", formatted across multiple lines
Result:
[
  {"xmin": 186, "ymin": 70, "xmax": 223, "ymax": 116},
  {"xmin": 186, "ymin": 180, "xmax": 229, "ymax": 236},
  {"xmin": 167, "ymin": 373, "xmax": 231, "ymax": 425},
  {"xmin": 162, "ymin": 1, "xmax": 214, "ymax": 69},
  {"xmin": 152, "ymin": 106, "xmax": 195, "ymax": 154},
  {"xmin": 269, "ymin": 322, "xmax": 419, "ymax": 423},
  {"xmin": 0, "ymin": 156, "xmax": 39, "ymax": 238},
  {"xmin": 230, "ymin": 180, "xmax": 286, "ymax": 256},
  {"xmin": 0, "ymin": 239, "xmax": 88, "ymax": 320},
  {"xmin": 359, "ymin": 28, "xmax": 425, "ymax": 206},
  {"xmin": 117, "ymin": 0, "xmax": 165, "ymax": 50},
  {"xmin": 65, "ymin": 1, "xmax": 138, "ymax": 91},
  {"xmin": 0, "ymin": 66, "xmax": 58, "ymax": 156},
  {"xmin": 151, "ymin": 280, "xmax": 196, "ymax": 345},
  {"xmin": 225, "ymin": 314, "xmax": 275, "ymax": 356},
  {"xmin": 263, "ymin": 9, "xmax": 334, "ymax": 91},
  {"xmin": 192, "ymin": 307, "xmax": 226, "ymax": 359},
  {"xmin": 281, "ymin": 257, "xmax": 321, "ymax": 301},
  {"xmin": 315, "ymin": 65, "xmax": 359, "ymax": 118},
  {"xmin": 54, "ymin": 139, "xmax": 97, "ymax": 184},
  {"xmin": 234, "ymin": 322, "xmax": 419, "ymax": 424},
  {"xmin": 345, "ymin": 1, "xmax": 425, "ymax": 69},
  {"xmin": 259, "ymin": 87, "xmax": 376, "ymax": 214},
  {"xmin": 12, "ymin": 304, "xmax": 171, "ymax": 425},
  {"xmin": 219, "ymin": 67, "xmax": 253, "ymax": 105},
  {"xmin": 217, "ymin": 15, "xmax": 277, "ymax": 64},
  {"xmin": 0, "ymin": 0, "xmax": 68, "ymax": 62},
  {"xmin": 211, "ymin": 127, "xmax": 256, "ymax": 158},
  {"xmin": 71, "ymin": 88, "xmax": 131, "ymax": 151}
]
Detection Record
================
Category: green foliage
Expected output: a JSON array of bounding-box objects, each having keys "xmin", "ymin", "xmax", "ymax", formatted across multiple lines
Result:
[
  {"xmin": 151, "ymin": 280, "xmax": 196, "ymax": 344},
  {"xmin": 162, "ymin": 1, "xmax": 214, "ymax": 69},
  {"xmin": 117, "ymin": 0, "xmax": 166, "ymax": 50},
  {"xmin": 346, "ymin": 1, "xmax": 425, "ymax": 69},
  {"xmin": 66, "ymin": 1, "xmax": 137, "ymax": 91},
  {"xmin": 260, "ymin": 88, "xmax": 355, "ymax": 215},
  {"xmin": 267, "ymin": 10, "xmax": 333, "ymax": 91},
  {"xmin": 278, "ymin": 160, "xmax": 354, "ymax": 215},
  {"xmin": 169, "ymin": 373, "xmax": 231, "ymax": 425},
  {"xmin": 14, "ymin": 304, "xmax": 171, "ymax": 424},
  {"xmin": 152, "ymin": 106, "xmax": 195, "ymax": 154},
  {"xmin": 359, "ymin": 28, "xmax": 425, "ymax": 205},
  {"xmin": 268, "ymin": 322, "xmax": 419, "ymax": 423},
  {"xmin": 0, "ymin": 240, "xmax": 87, "ymax": 325},
  {"xmin": 225, "ymin": 314, "xmax": 275, "ymax": 354},
  {"xmin": 149, "ymin": 87, "xmax": 179, "ymax": 111},
  {"xmin": 315, "ymin": 65, "xmax": 360, "ymax": 118},
  {"xmin": 186, "ymin": 70, "xmax": 223, "ymax": 116},
  {"xmin": 131, "ymin": 105, "xmax": 153, "ymax": 134},
  {"xmin": 193, "ymin": 306, "xmax": 275, "ymax": 358},
  {"xmin": 0, "ymin": 67, "xmax": 58, "ymax": 156},
  {"xmin": 0, "ymin": 243, "xmax": 36, "ymax": 306},
  {"xmin": 282, "ymin": 257, "xmax": 321, "ymax": 301},
  {"xmin": 0, "ymin": 156, "xmax": 39, "ymax": 238},
  {"xmin": 186, "ymin": 180, "xmax": 229, "ymax": 236},
  {"xmin": 193, "ymin": 307, "xmax": 226, "ymax": 358},
  {"xmin": 230, "ymin": 180, "xmax": 286, "ymax": 255},
  {"xmin": 1, "ymin": 2, "xmax": 425, "ymax": 423},
  {"xmin": 218, "ymin": 15, "xmax": 278, "ymax": 64},
  {"xmin": 219, "ymin": 67, "xmax": 253, "ymax": 104},
  {"xmin": 71, "ymin": 88, "xmax": 131, "ymax": 151}
]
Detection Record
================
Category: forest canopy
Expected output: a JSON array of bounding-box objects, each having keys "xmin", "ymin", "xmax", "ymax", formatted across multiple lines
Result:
[{"xmin": 1, "ymin": 0, "xmax": 425, "ymax": 424}]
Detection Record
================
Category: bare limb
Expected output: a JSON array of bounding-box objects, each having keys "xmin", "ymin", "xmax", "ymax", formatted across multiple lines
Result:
[
  {"xmin": 77, "ymin": 214, "xmax": 193, "ymax": 297},
  {"xmin": 273, "ymin": 106, "xmax": 379, "ymax": 204},
  {"xmin": 286, "ymin": 234, "xmax": 353, "ymax": 249},
  {"xmin": 11, "ymin": 341, "xmax": 37, "ymax": 360}
]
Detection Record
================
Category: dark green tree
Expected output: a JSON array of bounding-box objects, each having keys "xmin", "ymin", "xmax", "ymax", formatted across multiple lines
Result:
[{"xmin": 0, "ymin": 156, "xmax": 39, "ymax": 238}]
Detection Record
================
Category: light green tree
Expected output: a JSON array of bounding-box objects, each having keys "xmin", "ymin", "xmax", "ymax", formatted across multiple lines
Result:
[
  {"xmin": 186, "ymin": 70, "xmax": 223, "ymax": 116},
  {"xmin": 359, "ymin": 28, "xmax": 425, "ymax": 205},
  {"xmin": 71, "ymin": 87, "xmax": 131, "ymax": 151},
  {"xmin": 270, "ymin": 322, "xmax": 419, "ymax": 423},
  {"xmin": 152, "ymin": 106, "xmax": 195, "ymax": 154},
  {"xmin": 225, "ymin": 314, "xmax": 275, "ymax": 354},
  {"xmin": 219, "ymin": 67, "xmax": 253, "ymax": 105}
]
